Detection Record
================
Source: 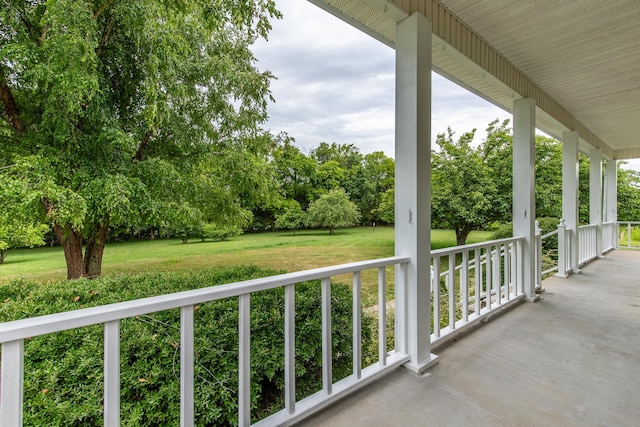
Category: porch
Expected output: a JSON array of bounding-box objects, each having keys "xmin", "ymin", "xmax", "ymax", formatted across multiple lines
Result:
[{"xmin": 304, "ymin": 249, "xmax": 640, "ymax": 426}]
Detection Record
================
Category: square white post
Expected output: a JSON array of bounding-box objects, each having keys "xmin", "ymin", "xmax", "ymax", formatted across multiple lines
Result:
[
  {"xmin": 590, "ymin": 149, "xmax": 603, "ymax": 257},
  {"xmin": 605, "ymin": 159, "xmax": 618, "ymax": 249},
  {"xmin": 513, "ymin": 98, "xmax": 538, "ymax": 302},
  {"xmin": 395, "ymin": 12, "xmax": 437, "ymax": 374},
  {"xmin": 562, "ymin": 131, "xmax": 580, "ymax": 274}
]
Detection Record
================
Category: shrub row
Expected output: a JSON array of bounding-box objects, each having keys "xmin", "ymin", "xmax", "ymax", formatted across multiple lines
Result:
[{"xmin": 0, "ymin": 266, "xmax": 372, "ymax": 426}]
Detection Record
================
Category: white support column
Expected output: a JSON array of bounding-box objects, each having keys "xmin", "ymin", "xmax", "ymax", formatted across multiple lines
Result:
[
  {"xmin": 605, "ymin": 159, "xmax": 618, "ymax": 250},
  {"xmin": 395, "ymin": 12, "xmax": 437, "ymax": 374},
  {"xmin": 590, "ymin": 149, "xmax": 603, "ymax": 257},
  {"xmin": 562, "ymin": 131, "xmax": 580, "ymax": 274},
  {"xmin": 605, "ymin": 159, "xmax": 618, "ymax": 223},
  {"xmin": 513, "ymin": 98, "xmax": 538, "ymax": 302}
]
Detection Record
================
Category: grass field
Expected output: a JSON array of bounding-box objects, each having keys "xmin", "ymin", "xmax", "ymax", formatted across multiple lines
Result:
[{"xmin": 0, "ymin": 227, "xmax": 493, "ymax": 284}]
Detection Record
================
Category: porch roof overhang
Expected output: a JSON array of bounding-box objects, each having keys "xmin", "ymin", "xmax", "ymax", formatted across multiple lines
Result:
[{"xmin": 309, "ymin": 0, "xmax": 640, "ymax": 160}]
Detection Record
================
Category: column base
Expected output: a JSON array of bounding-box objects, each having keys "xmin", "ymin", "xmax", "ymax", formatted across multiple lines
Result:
[
  {"xmin": 403, "ymin": 353, "xmax": 439, "ymax": 375},
  {"xmin": 554, "ymin": 272, "xmax": 569, "ymax": 278},
  {"xmin": 525, "ymin": 294, "xmax": 540, "ymax": 303}
]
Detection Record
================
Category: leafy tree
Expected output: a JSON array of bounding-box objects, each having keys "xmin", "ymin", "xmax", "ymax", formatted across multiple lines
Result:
[
  {"xmin": 432, "ymin": 128, "xmax": 499, "ymax": 245},
  {"xmin": 275, "ymin": 201, "xmax": 306, "ymax": 234},
  {"xmin": 306, "ymin": 188, "xmax": 361, "ymax": 235},
  {"xmin": 349, "ymin": 151, "xmax": 395, "ymax": 224},
  {"xmin": 617, "ymin": 166, "xmax": 640, "ymax": 221},
  {"xmin": 0, "ymin": 0, "xmax": 280, "ymax": 279},
  {"xmin": 310, "ymin": 142, "xmax": 363, "ymax": 171},
  {"xmin": 0, "ymin": 171, "xmax": 49, "ymax": 263},
  {"xmin": 272, "ymin": 135, "xmax": 317, "ymax": 209},
  {"xmin": 313, "ymin": 160, "xmax": 346, "ymax": 195},
  {"xmin": 374, "ymin": 188, "xmax": 395, "ymax": 224}
]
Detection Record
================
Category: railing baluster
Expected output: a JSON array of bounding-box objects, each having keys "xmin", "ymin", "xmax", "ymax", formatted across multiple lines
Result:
[
  {"xmin": 448, "ymin": 255, "xmax": 455, "ymax": 330},
  {"xmin": 1, "ymin": 339, "xmax": 24, "ymax": 427},
  {"xmin": 494, "ymin": 245, "xmax": 501, "ymax": 306},
  {"xmin": 474, "ymin": 249, "xmax": 481, "ymax": 316},
  {"xmin": 284, "ymin": 284, "xmax": 296, "ymax": 414},
  {"xmin": 461, "ymin": 250, "xmax": 469, "ymax": 322},
  {"xmin": 238, "ymin": 295, "xmax": 251, "ymax": 427},
  {"xmin": 628, "ymin": 223, "xmax": 632, "ymax": 248},
  {"xmin": 432, "ymin": 256, "xmax": 441, "ymax": 337},
  {"xmin": 104, "ymin": 320, "xmax": 120, "ymax": 427},
  {"xmin": 378, "ymin": 267, "xmax": 387, "ymax": 366},
  {"xmin": 352, "ymin": 272, "xmax": 362, "ymax": 378},
  {"xmin": 394, "ymin": 262, "xmax": 408, "ymax": 354},
  {"xmin": 485, "ymin": 246, "xmax": 492, "ymax": 311},
  {"xmin": 504, "ymin": 244, "xmax": 511, "ymax": 301},
  {"xmin": 321, "ymin": 278, "xmax": 332, "ymax": 395},
  {"xmin": 181, "ymin": 306, "xmax": 194, "ymax": 427}
]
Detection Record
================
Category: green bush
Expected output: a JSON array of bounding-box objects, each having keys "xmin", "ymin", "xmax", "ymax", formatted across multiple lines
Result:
[
  {"xmin": 490, "ymin": 222, "xmax": 512, "ymax": 240},
  {"xmin": 0, "ymin": 267, "xmax": 372, "ymax": 426},
  {"xmin": 200, "ymin": 223, "xmax": 242, "ymax": 242}
]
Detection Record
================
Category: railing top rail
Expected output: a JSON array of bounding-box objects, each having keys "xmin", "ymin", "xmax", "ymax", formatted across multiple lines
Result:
[
  {"xmin": 541, "ymin": 229, "xmax": 559, "ymax": 240},
  {"xmin": 618, "ymin": 221, "xmax": 640, "ymax": 225},
  {"xmin": 431, "ymin": 236, "xmax": 525, "ymax": 257},
  {"xmin": 578, "ymin": 224, "xmax": 599, "ymax": 230},
  {"xmin": 0, "ymin": 256, "xmax": 410, "ymax": 343}
]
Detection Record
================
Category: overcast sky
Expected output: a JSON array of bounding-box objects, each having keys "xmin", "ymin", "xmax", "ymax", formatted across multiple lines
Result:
[{"xmin": 251, "ymin": 0, "xmax": 510, "ymax": 157}]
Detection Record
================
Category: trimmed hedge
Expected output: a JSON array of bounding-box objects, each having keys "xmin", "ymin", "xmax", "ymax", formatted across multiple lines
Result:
[{"xmin": 0, "ymin": 266, "xmax": 372, "ymax": 426}]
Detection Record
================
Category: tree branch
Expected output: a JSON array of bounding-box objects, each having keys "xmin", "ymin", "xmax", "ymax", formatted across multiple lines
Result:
[
  {"xmin": 96, "ymin": 13, "xmax": 114, "ymax": 57},
  {"xmin": 0, "ymin": 68, "xmax": 25, "ymax": 133},
  {"xmin": 93, "ymin": 0, "xmax": 115, "ymax": 20},
  {"xmin": 134, "ymin": 130, "xmax": 154, "ymax": 161}
]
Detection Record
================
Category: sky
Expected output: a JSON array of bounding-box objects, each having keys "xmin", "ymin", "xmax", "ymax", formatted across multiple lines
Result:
[{"xmin": 251, "ymin": 0, "xmax": 510, "ymax": 157}]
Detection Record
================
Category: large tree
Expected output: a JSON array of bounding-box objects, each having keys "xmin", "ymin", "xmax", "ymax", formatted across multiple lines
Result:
[
  {"xmin": 432, "ymin": 128, "xmax": 499, "ymax": 245},
  {"xmin": 306, "ymin": 188, "xmax": 361, "ymax": 235},
  {"xmin": 0, "ymin": 0, "xmax": 280, "ymax": 279}
]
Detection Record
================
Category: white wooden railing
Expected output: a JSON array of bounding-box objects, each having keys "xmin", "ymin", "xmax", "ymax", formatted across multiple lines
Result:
[
  {"xmin": 0, "ymin": 257, "xmax": 410, "ymax": 427},
  {"xmin": 602, "ymin": 221, "xmax": 617, "ymax": 253},
  {"xmin": 578, "ymin": 224, "xmax": 599, "ymax": 265},
  {"xmin": 618, "ymin": 221, "xmax": 640, "ymax": 249},
  {"xmin": 430, "ymin": 236, "xmax": 525, "ymax": 346}
]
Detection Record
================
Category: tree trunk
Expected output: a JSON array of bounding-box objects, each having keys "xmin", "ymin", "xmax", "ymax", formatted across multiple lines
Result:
[
  {"xmin": 84, "ymin": 219, "xmax": 109, "ymax": 278},
  {"xmin": 0, "ymin": 250, "xmax": 6, "ymax": 264},
  {"xmin": 329, "ymin": 227, "xmax": 334, "ymax": 235},
  {"xmin": 455, "ymin": 226, "xmax": 472, "ymax": 246},
  {"xmin": 54, "ymin": 225, "xmax": 84, "ymax": 280}
]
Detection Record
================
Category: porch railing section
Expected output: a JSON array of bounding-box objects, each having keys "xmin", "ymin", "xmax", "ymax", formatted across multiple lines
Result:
[
  {"xmin": 0, "ymin": 257, "xmax": 410, "ymax": 427},
  {"xmin": 430, "ymin": 236, "xmax": 525, "ymax": 346},
  {"xmin": 618, "ymin": 221, "xmax": 640, "ymax": 249},
  {"xmin": 538, "ymin": 225, "xmax": 560, "ymax": 279},
  {"xmin": 578, "ymin": 224, "xmax": 599, "ymax": 265},
  {"xmin": 602, "ymin": 221, "xmax": 617, "ymax": 253}
]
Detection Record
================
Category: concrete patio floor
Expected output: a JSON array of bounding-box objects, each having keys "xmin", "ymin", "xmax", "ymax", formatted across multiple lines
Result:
[{"xmin": 302, "ymin": 249, "xmax": 640, "ymax": 426}]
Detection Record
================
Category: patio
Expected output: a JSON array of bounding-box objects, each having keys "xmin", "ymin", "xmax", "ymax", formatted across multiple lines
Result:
[{"xmin": 304, "ymin": 249, "xmax": 640, "ymax": 426}]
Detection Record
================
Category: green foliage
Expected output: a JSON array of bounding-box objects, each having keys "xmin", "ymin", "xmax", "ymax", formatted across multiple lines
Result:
[
  {"xmin": 274, "ymin": 201, "xmax": 306, "ymax": 234},
  {"xmin": 0, "ymin": 173, "xmax": 50, "ymax": 263},
  {"xmin": 432, "ymin": 127, "xmax": 498, "ymax": 245},
  {"xmin": 0, "ymin": 0, "xmax": 281, "ymax": 278},
  {"xmin": 201, "ymin": 223, "xmax": 243, "ymax": 242},
  {"xmin": 617, "ymin": 166, "xmax": 640, "ymax": 221},
  {"xmin": 375, "ymin": 189, "xmax": 395, "ymax": 224},
  {"xmin": 0, "ymin": 266, "xmax": 372, "ymax": 426},
  {"xmin": 306, "ymin": 188, "xmax": 361, "ymax": 235}
]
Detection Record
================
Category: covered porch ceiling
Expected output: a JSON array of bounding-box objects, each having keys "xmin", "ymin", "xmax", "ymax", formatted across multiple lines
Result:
[{"xmin": 309, "ymin": 0, "xmax": 640, "ymax": 160}]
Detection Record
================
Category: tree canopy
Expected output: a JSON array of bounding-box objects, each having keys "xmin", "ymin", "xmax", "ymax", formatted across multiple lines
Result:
[
  {"xmin": 306, "ymin": 188, "xmax": 361, "ymax": 235},
  {"xmin": 0, "ymin": 0, "xmax": 280, "ymax": 278}
]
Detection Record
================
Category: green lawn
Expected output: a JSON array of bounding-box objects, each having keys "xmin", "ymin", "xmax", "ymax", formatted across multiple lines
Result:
[{"xmin": 0, "ymin": 227, "xmax": 493, "ymax": 284}]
